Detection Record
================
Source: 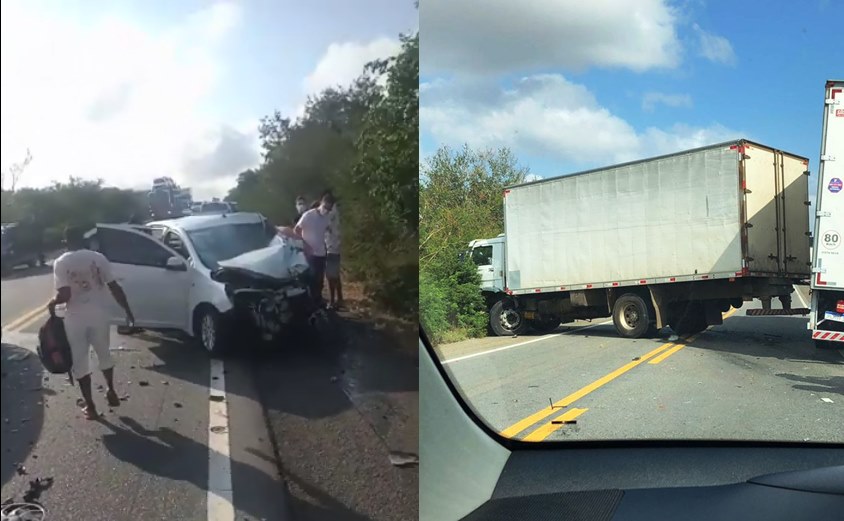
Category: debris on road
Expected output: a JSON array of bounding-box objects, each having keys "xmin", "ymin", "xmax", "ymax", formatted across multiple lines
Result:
[
  {"xmin": 6, "ymin": 352, "xmax": 30, "ymax": 361},
  {"xmin": 138, "ymin": 380, "xmax": 149, "ymax": 387},
  {"xmin": 173, "ymin": 402, "xmax": 183, "ymax": 408},
  {"xmin": 388, "ymin": 451, "xmax": 418, "ymax": 468},
  {"xmin": 821, "ymin": 397, "xmax": 834, "ymax": 404},
  {"xmin": 210, "ymin": 426, "xmax": 227, "ymax": 434},
  {"xmin": 15, "ymin": 464, "xmax": 26, "ymax": 476}
]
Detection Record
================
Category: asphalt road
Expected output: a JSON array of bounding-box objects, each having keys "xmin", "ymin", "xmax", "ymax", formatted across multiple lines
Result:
[
  {"xmin": 2, "ymin": 264, "xmax": 418, "ymax": 521},
  {"xmin": 437, "ymin": 286, "xmax": 844, "ymax": 444}
]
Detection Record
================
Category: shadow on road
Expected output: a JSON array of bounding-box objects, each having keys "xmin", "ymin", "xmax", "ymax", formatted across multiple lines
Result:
[
  {"xmin": 690, "ymin": 316, "xmax": 843, "ymax": 365},
  {"xmin": 776, "ymin": 373, "xmax": 844, "ymax": 398},
  {"xmin": 1, "ymin": 342, "xmax": 46, "ymax": 487},
  {"xmin": 245, "ymin": 447, "xmax": 373, "ymax": 521},
  {"xmin": 99, "ymin": 415, "xmax": 291, "ymax": 521}
]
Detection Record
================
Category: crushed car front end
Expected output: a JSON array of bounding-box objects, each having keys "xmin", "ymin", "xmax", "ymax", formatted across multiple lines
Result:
[{"xmin": 210, "ymin": 239, "xmax": 329, "ymax": 342}]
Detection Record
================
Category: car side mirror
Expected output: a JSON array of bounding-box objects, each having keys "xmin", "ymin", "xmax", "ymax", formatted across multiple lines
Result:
[{"xmin": 165, "ymin": 256, "xmax": 187, "ymax": 271}]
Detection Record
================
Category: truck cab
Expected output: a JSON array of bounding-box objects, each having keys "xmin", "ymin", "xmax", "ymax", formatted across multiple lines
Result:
[{"xmin": 467, "ymin": 235, "xmax": 505, "ymax": 292}]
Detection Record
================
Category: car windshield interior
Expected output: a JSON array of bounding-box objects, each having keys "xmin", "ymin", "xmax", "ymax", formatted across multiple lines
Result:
[{"xmin": 187, "ymin": 222, "xmax": 273, "ymax": 269}]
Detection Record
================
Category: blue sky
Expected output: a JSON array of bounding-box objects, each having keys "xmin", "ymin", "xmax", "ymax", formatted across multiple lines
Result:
[
  {"xmin": 420, "ymin": 0, "xmax": 837, "ymax": 209},
  {"xmin": 1, "ymin": 0, "xmax": 417, "ymax": 199}
]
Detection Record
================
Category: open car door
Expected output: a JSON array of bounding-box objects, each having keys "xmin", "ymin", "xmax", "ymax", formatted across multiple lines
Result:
[{"xmin": 87, "ymin": 224, "xmax": 192, "ymax": 330}]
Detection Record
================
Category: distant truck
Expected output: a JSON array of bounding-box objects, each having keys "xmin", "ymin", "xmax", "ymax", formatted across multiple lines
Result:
[
  {"xmin": 467, "ymin": 140, "xmax": 812, "ymax": 339},
  {"xmin": 808, "ymin": 80, "xmax": 844, "ymax": 348}
]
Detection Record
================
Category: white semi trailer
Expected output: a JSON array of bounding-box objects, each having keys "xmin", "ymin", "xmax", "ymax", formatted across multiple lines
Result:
[
  {"xmin": 468, "ymin": 140, "xmax": 812, "ymax": 339},
  {"xmin": 808, "ymin": 80, "xmax": 844, "ymax": 348}
]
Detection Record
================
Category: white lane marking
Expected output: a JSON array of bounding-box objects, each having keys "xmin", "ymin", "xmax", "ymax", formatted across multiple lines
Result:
[
  {"xmin": 442, "ymin": 320, "xmax": 613, "ymax": 364},
  {"xmin": 208, "ymin": 358, "xmax": 234, "ymax": 521},
  {"xmin": 795, "ymin": 287, "xmax": 809, "ymax": 309}
]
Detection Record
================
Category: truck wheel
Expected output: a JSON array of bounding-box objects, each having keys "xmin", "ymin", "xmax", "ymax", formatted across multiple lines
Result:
[
  {"xmin": 528, "ymin": 318, "xmax": 561, "ymax": 334},
  {"xmin": 490, "ymin": 299, "xmax": 528, "ymax": 337},
  {"xmin": 669, "ymin": 302, "xmax": 708, "ymax": 335},
  {"xmin": 612, "ymin": 294, "xmax": 652, "ymax": 339}
]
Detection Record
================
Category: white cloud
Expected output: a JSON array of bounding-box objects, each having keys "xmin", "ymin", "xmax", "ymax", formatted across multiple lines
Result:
[
  {"xmin": 693, "ymin": 23, "xmax": 736, "ymax": 65},
  {"xmin": 0, "ymin": 0, "xmax": 259, "ymax": 200},
  {"xmin": 421, "ymin": 75, "xmax": 742, "ymax": 167},
  {"xmin": 524, "ymin": 173, "xmax": 543, "ymax": 182},
  {"xmin": 303, "ymin": 37, "xmax": 401, "ymax": 94},
  {"xmin": 421, "ymin": 0, "xmax": 682, "ymax": 75},
  {"xmin": 642, "ymin": 92, "xmax": 693, "ymax": 112}
]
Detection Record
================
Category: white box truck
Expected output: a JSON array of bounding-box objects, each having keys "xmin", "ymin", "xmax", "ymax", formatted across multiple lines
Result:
[
  {"xmin": 809, "ymin": 80, "xmax": 844, "ymax": 348},
  {"xmin": 468, "ymin": 139, "xmax": 812, "ymax": 338}
]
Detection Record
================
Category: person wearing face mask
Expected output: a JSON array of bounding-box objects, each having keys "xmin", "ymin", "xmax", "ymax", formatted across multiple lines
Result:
[
  {"xmin": 294, "ymin": 192, "xmax": 334, "ymax": 306},
  {"xmin": 295, "ymin": 195, "xmax": 308, "ymax": 219}
]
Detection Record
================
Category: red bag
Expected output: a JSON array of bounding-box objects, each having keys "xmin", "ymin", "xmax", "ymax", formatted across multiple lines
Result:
[{"xmin": 37, "ymin": 312, "xmax": 73, "ymax": 376}]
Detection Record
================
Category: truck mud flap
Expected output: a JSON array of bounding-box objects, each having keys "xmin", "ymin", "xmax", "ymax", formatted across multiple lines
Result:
[{"xmin": 704, "ymin": 301, "xmax": 724, "ymax": 327}]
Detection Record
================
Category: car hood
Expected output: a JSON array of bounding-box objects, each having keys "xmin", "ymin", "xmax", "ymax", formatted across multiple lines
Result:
[{"xmin": 211, "ymin": 237, "xmax": 309, "ymax": 287}]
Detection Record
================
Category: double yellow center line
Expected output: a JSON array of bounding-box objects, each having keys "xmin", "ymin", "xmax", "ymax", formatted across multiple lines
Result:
[
  {"xmin": 502, "ymin": 307, "xmax": 739, "ymax": 442},
  {"xmin": 2, "ymin": 301, "xmax": 51, "ymax": 333}
]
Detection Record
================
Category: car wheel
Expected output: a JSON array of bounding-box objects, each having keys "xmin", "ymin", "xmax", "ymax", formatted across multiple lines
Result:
[
  {"xmin": 489, "ymin": 299, "xmax": 528, "ymax": 337},
  {"xmin": 196, "ymin": 308, "xmax": 226, "ymax": 355},
  {"xmin": 612, "ymin": 294, "xmax": 652, "ymax": 339}
]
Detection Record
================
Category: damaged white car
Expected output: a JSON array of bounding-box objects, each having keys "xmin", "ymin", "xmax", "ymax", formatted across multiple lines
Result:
[{"xmin": 85, "ymin": 212, "xmax": 327, "ymax": 354}]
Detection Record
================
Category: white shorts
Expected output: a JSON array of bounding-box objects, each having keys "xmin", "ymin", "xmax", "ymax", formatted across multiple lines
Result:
[{"xmin": 64, "ymin": 315, "xmax": 114, "ymax": 380}]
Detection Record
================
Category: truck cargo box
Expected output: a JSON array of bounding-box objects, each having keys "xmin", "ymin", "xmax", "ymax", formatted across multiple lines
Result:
[{"xmin": 503, "ymin": 140, "xmax": 811, "ymax": 294}]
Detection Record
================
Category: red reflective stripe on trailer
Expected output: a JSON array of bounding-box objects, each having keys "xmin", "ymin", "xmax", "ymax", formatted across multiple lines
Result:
[
  {"xmin": 639, "ymin": 280, "xmax": 647, "ymax": 284},
  {"xmin": 560, "ymin": 287, "xmax": 567, "ymax": 290},
  {"xmin": 535, "ymin": 289, "xmax": 541, "ymax": 293},
  {"xmin": 700, "ymin": 275, "xmax": 710, "ymax": 279},
  {"xmin": 831, "ymin": 88, "xmax": 843, "ymax": 99},
  {"xmin": 612, "ymin": 282, "xmax": 619, "ymax": 286},
  {"xmin": 669, "ymin": 277, "xmax": 676, "ymax": 282},
  {"xmin": 816, "ymin": 272, "xmax": 828, "ymax": 286},
  {"xmin": 586, "ymin": 284, "xmax": 593, "ymax": 289},
  {"xmin": 821, "ymin": 332, "xmax": 831, "ymax": 339},
  {"xmin": 730, "ymin": 144, "xmax": 747, "ymax": 154}
]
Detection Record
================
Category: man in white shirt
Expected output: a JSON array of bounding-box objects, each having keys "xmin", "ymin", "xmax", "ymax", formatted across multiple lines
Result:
[
  {"xmin": 325, "ymin": 202, "xmax": 344, "ymax": 310},
  {"xmin": 294, "ymin": 192, "xmax": 334, "ymax": 306},
  {"xmin": 49, "ymin": 225, "xmax": 135, "ymax": 420}
]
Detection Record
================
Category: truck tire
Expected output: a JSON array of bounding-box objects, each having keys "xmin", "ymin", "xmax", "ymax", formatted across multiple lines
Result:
[
  {"xmin": 490, "ymin": 299, "xmax": 528, "ymax": 337},
  {"xmin": 528, "ymin": 318, "xmax": 561, "ymax": 334},
  {"xmin": 612, "ymin": 294, "xmax": 652, "ymax": 339},
  {"xmin": 669, "ymin": 302, "xmax": 708, "ymax": 335}
]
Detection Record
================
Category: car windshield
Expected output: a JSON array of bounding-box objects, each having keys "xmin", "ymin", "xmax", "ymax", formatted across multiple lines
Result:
[{"xmin": 187, "ymin": 222, "xmax": 273, "ymax": 269}]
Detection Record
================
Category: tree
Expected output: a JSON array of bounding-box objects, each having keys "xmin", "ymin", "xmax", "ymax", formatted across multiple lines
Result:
[
  {"xmin": 227, "ymin": 28, "xmax": 419, "ymax": 316},
  {"xmin": 1, "ymin": 148, "xmax": 33, "ymax": 192},
  {"xmin": 419, "ymin": 145, "xmax": 529, "ymax": 343}
]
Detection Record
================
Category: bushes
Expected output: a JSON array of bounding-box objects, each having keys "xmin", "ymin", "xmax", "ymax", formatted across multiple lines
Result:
[
  {"xmin": 227, "ymin": 32, "xmax": 419, "ymax": 319},
  {"xmin": 419, "ymin": 145, "xmax": 529, "ymax": 345}
]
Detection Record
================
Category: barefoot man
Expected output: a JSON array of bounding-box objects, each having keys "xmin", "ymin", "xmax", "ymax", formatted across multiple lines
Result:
[{"xmin": 48, "ymin": 225, "xmax": 135, "ymax": 420}]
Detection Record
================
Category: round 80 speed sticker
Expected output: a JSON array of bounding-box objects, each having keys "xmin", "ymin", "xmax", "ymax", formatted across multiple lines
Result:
[{"xmin": 821, "ymin": 230, "xmax": 840, "ymax": 250}]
